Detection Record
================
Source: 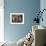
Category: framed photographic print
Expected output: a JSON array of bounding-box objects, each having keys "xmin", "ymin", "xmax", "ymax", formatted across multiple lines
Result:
[{"xmin": 10, "ymin": 13, "xmax": 24, "ymax": 24}]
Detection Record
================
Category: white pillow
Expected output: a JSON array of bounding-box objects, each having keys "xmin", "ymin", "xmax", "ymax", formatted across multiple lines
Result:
[{"xmin": 17, "ymin": 37, "xmax": 25, "ymax": 46}]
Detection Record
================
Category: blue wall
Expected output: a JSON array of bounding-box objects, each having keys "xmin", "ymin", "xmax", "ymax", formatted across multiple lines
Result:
[{"xmin": 4, "ymin": 0, "xmax": 40, "ymax": 42}]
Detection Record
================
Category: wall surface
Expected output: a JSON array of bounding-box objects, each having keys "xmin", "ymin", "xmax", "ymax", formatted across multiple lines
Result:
[
  {"xmin": 40, "ymin": 0, "xmax": 46, "ymax": 27},
  {"xmin": 4, "ymin": 0, "xmax": 40, "ymax": 42},
  {"xmin": 0, "ymin": 0, "xmax": 4, "ymax": 42}
]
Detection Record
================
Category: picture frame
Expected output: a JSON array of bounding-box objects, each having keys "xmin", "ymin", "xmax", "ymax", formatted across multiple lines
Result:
[{"xmin": 10, "ymin": 13, "xmax": 24, "ymax": 24}]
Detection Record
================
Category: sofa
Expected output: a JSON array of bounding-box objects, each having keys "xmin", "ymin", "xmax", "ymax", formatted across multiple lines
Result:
[
  {"xmin": 2, "ymin": 25, "xmax": 46, "ymax": 46},
  {"xmin": 17, "ymin": 25, "xmax": 46, "ymax": 46}
]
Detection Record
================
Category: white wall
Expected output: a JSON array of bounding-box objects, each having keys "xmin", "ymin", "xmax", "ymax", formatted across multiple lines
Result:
[
  {"xmin": 0, "ymin": 0, "xmax": 4, "ymax": 42},
  {"xmin": 40, "ymin": 0, "xmax": 46, "ymax": 27}
]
